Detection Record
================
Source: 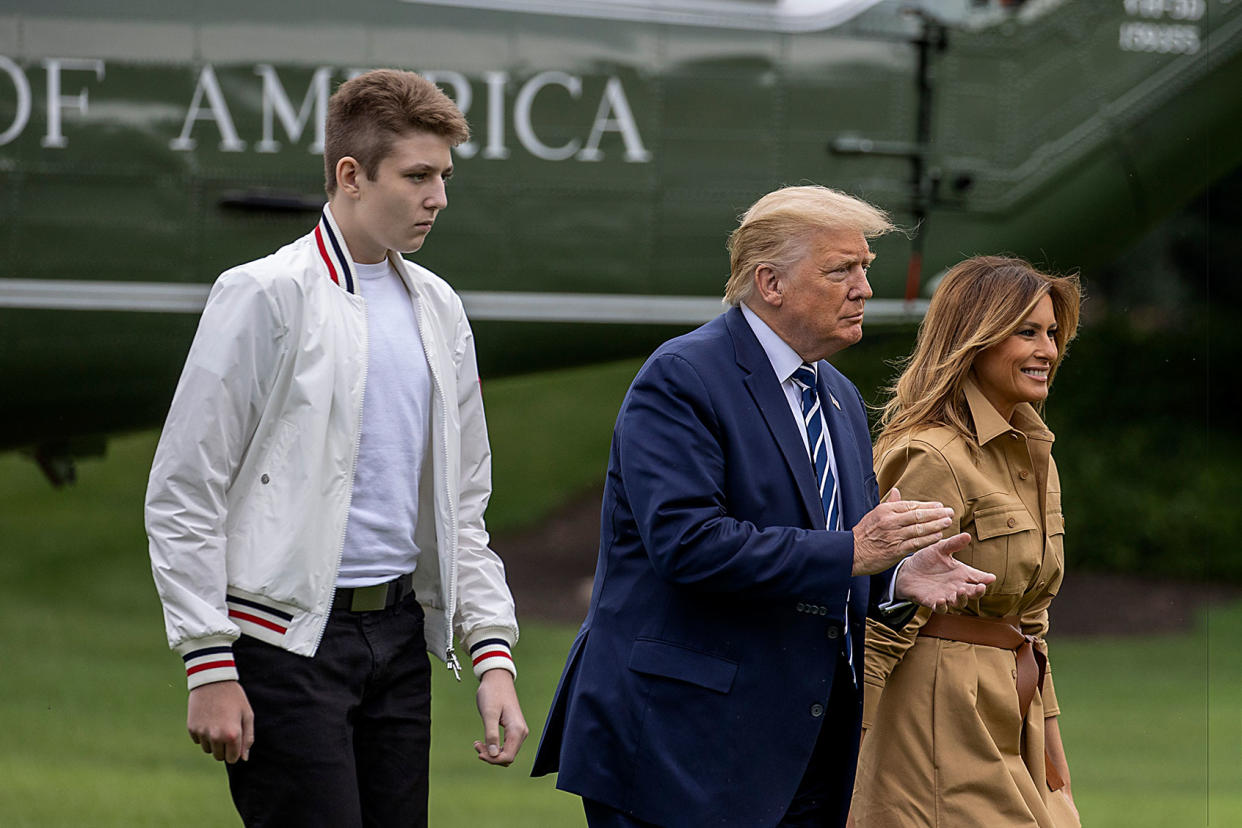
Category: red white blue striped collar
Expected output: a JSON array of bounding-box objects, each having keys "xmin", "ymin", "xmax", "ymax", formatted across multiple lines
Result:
[{"xmin": 313, "ymin": 205, "xmax": 358, "ymax": 295}]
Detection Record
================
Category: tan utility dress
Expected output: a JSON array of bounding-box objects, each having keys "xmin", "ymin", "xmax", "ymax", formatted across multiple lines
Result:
[{"xmin": 851, "ymin": 380, "xmax": 1079, "ymax": 828}]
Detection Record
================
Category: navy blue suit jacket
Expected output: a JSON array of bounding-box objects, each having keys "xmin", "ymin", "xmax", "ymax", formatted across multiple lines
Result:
[{"xmin": 532, "ymin": 308, "xmax": 900, "ymax": 826}]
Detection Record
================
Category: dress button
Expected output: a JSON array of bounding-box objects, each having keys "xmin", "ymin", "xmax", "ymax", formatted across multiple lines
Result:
[
  {"xmin": 1018, "ymin": 470, "xmax": 1030, "ymax": 480},
  {"xmin": 796, "ymin": 602, "xmax": 806, "ymax": 612},
  {"xmin": 260, "ymin": 474, "xmax": 270, "ymax": 484},
  {"xmin": 826, "ymin": 626, "xmax": 840, "ymax": 640},
  {"xmin": 810, "ymin": 703, "xmax": 824, "ymax": 718},
  {"xmin": 1006, "ymin": 517, "xmax": 1016, "ymax": 528}
]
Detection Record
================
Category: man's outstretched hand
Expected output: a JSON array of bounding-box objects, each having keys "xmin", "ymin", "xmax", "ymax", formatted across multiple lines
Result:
[
  {"xmin": 894, "ymin": 531, "xmax": 994, "ymax": 612},
  {"xmin": 852, "ymin": 488, "xmax": 956, "ymax": 576}
]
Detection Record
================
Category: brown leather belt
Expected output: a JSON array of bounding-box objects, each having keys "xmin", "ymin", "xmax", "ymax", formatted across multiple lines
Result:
[{"xmin": 919, "ymin": 614, "xmax": 1066, "ymax": 792}]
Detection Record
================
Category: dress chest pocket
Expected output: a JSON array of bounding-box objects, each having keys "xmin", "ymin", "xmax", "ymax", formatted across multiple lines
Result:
[{"xmin": 963, "ymin": 500, "xmax": 1040, "ymax": 595}]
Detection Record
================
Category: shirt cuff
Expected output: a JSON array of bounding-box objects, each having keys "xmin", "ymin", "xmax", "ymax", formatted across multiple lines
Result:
[{"xmin": 878, "ymin": 557, "xmax": 915, "ymax": 616}]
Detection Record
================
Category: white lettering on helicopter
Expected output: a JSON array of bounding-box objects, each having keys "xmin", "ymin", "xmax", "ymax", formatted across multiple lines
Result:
[
  {"xmin": 169, "ymin": 65, "xmax": 245, "ymax": 152},
  {"xmin": 0, "ymin": 57, "xmax": 106, "ymax": 148},
  {"xmin": 1120, "ymin": 0, "xmax": 1203, "ymax": 54},
  {"xmin": 0, "ymin": 56, "xmax": 31, "ymax": 146},
  {"xmin": 41, "ymin": 58, "xmax": 106, "ymax": 149},
  {"xmin": 1119, "ymin": 22, "xmax": 1200, "ymax": 53},
  {"xmin": 256, "ymin": 65, "xmax": 332, "ymax": 154},
  {"xmin": 0, "ymin": 58, "xmax": 651, "ymax": 163},
  {"xmin": 1122, "ymin": 0, "xmax": 1205, "ymax": 20}
]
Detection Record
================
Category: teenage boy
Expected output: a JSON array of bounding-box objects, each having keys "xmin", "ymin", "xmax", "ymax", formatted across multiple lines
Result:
[{"xmin": 146, "ymin": 69, "xmax": 526, "ymax": 827}]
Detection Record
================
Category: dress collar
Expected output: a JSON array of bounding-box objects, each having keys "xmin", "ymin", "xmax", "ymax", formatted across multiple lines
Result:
[{"xmin": 963, "ymin": 376, "xmax": 1053, "ymax": 445}]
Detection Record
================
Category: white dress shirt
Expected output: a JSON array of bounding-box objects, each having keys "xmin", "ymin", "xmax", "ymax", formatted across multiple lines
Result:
[{"xmin": 740, "ymin": 303, "xmax": 841, "ymax": 526}]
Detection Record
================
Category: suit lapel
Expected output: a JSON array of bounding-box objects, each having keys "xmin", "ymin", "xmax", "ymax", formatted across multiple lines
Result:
[{"xmin": 726, "ymin": 310, "xmax": 823, "ymax": 527}]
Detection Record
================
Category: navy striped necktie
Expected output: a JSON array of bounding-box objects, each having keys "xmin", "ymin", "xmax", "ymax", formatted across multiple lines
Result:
[
  {"xmin": 791, "ymin": 363, "xmax": 855, "ymax": 683},
  {"xmin": 791, "ymin": 364, "xmax": 839, "ymax": 531}
]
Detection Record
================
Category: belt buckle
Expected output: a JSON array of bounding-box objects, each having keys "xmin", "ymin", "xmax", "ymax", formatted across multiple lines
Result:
[{"xmin": 350, "ymin": 582, "xmax": 389, "ymax": 612}]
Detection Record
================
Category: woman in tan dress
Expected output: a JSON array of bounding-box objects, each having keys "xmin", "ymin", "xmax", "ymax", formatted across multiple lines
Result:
[{"xmin": 850, "ymin": 256, "xmax": 1082, "ymax": 827}]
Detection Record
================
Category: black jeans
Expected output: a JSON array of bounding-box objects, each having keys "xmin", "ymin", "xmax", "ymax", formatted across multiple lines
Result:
[{"xmin": 225, "ymin": 593, "xmax": 432, "ymax": 828}]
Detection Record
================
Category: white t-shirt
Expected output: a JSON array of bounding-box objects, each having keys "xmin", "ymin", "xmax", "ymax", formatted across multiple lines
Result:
[{"xmin": 337, "ymin": 258, "xmax": 431, "ymax": 587}]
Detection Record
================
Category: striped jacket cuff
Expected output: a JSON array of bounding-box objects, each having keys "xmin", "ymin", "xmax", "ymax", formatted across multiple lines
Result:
[
  {"xmin": 181, "ymin": 642, "xmax": 240, "ymax": 690},
  {"xmin": 468, "ymin": 637, "xmax": 516, "ymax": 680}
]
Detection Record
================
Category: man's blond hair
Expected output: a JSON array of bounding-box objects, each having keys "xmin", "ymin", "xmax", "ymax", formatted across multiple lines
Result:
[{"xmin": 724, "ymin": 185, "xmax": 895, "ymax": 306}]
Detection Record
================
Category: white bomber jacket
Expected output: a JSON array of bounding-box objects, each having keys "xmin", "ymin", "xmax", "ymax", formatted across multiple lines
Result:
[{"xmin": 146, "ymin": 205, "xmax": 518, "ymax": 690}]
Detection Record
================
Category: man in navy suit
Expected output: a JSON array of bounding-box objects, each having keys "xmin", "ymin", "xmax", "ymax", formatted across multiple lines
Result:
[{"xmin": 532, "ymin": 186, "xmax": 995, "ymax": 827}]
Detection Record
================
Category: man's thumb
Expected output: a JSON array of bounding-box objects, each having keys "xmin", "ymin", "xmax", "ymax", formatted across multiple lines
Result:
[
  {"xmin": 485, "ymin": 722, "xmax": 501, "ymax": 757},
  {"xmin": 885, "ymin": 487, "xmax": 900, "ymax": 502}
]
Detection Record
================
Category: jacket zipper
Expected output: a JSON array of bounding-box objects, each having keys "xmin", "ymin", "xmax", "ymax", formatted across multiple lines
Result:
[
  {"xmin": 441, "ymin": 413, "xmax": 461, "ymax": 681},
  {"xmin": 314, "ymin": 293, "xmax": 368, "ymax": 653},
  {"xmin": 416, "ymin": 293, "xmax": 462, "ymax": 682}
]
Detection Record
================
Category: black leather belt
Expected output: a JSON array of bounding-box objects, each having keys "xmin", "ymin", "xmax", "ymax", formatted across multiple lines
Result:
[{"xmin": 333, "ymin": 573, "xmax": 415, "ymax": 612}]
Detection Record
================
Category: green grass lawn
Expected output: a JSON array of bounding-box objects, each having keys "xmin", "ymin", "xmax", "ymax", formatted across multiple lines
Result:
[
  {"xmin": 1052, "ymin": 607, "xmax": 1242, "ymax": 827},
  {"xmin": 0, "ymin": 359, "xmax": 1238, "ymax": 826}
]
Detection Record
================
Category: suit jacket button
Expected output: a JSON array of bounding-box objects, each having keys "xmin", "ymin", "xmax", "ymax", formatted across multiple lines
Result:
[
  {"xmin": 826, "ymin": 626, "xmax": 840, "ymax": 640},
  {"xmin": 810, "ymin": 703, "xmax": 824, "ymax": 718},
  {"xmin": 1006, "ymin": 517, "xmax": 1016, "ymax": 528}
]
